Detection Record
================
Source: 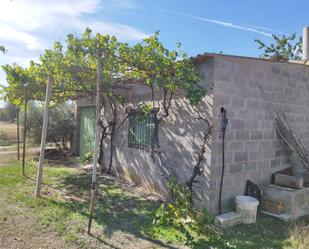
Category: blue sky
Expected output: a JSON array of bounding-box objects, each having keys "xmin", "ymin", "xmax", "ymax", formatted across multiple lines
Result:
[{"xmin": 0, "ymin": 0, "xmax": 308, "ymax": 105}]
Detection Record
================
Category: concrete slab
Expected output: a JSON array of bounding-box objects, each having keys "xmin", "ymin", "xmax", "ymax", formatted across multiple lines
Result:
[
  {"xmin": 260, "ymin": 211, "xmax": 292, "ymax": 222},
  {"xmin": 215, "ymin": 211, "xmax": 242, "ymax": 228},
  {"xmin": 262, "ymin": 185, "xmax": 309, "ymax": 221},
  {"xmin": 274, "ymin": 174, "xmax": 303, "ymax": 189}
]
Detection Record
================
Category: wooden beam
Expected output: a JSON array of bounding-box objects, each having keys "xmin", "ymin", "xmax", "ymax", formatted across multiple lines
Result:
[
  {"xmin": 35, "ymin": 76, "xmax": 52, "ymax": 197},
  {"xmin": 87, "ymin": 52, "xmax": 102, "ymax": 234},
  {"xmin": 22, "ymin": 100, "xmax": 27, "ymax": 175}
]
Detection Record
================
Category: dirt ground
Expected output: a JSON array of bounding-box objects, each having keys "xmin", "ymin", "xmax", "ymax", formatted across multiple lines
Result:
[{"xmin": 0, "ymin": 196, "xmax": 68, "ymax": 249}]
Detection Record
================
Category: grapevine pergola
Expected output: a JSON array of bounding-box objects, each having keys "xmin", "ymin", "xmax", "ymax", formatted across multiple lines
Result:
[{"xmin": 1, "ymin": 28, "xmax": 206, "ymax": 234}]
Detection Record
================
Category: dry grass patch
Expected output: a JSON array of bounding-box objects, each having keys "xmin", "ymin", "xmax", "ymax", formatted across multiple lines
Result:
[{"xmin": 0, "ymin": 122, "xmax": 17, "ymax": 140}]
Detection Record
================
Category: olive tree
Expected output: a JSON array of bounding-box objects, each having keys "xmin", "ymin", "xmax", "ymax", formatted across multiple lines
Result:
[{"xmin": 255, "ymin": 33, "xmax": 303, "ymax": 61}]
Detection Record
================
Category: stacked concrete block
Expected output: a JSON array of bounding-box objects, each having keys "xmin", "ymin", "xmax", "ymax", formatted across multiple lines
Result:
[{"xmin": 209, "ymin": 54, "xmax": 309, "ymax": 213}]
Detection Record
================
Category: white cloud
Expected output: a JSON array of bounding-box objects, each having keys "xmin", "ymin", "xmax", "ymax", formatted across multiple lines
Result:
[
  {"xmin": 156, "ymin": 8, "xmax": 280, "ymax": 37},
  {"xmin": 83, "ymin": 21, "xmax": 148, "ymax": 40},
  {"xmin": 109, "ymin": 0, "xmax": 141, "ymax": 10},
  {"xmin": 0, "ymin": 23, "xmax": 42, "ymax": 50},
  {"xmin": 0, "ymin": 0, "xmax": 147, "ymax": 106},
  {"xmin": 0, "ymin": 0, "xmax": 147, "ymax": 52}
]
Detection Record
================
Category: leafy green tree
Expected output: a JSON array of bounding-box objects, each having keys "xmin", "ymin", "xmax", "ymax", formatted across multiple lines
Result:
[
  {"xmin": 0, "ymin": 103, "xmax": 18, "ymax": 122},
  {"xmin": 23, "ymin": 102, "xmax": 75, "ymax": 149},
  {"xmin": 1, "ymin": 63, "xmax": 43, "ymax": 106},
  {"xmin": 123, "ymin": 32, "xmax": 205, "ymax": 109},
  {"xmin": 255, "ymin": 33, "xmax": 303, "ymax": 61}
]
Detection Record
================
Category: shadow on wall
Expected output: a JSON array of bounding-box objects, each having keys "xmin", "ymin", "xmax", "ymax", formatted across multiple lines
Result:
[{"xmin": 101, "ymin": 86, "xmax": 216, "ymax": 212}]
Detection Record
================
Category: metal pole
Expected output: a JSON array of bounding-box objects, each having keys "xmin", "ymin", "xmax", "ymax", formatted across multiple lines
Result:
[
  {"xmin": 219, "ymin": 107, "xmax": 228, "ymax": 214},
  {"xmin": 88, "ymin": 50, "xmax": 102, "ymax": 234},
  {"xmin": 35, "ymin": 76, "xmax": 52, "ymax": 197},
  {"xmin": 303, "ymin": 27, "xmax": 309, "ymax": 61},
  {"xmin": 22, "ymin": 100, "xmax": 27, "ymax": 175},
  {"xmin": 17, "ymin": 107, "xmax": 20, "ymax": 161}
]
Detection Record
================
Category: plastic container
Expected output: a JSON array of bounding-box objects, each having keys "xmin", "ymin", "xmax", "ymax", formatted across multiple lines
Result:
[{"xmin": 235, "ymin": 195, "xmax": 259, "ymax": 224}]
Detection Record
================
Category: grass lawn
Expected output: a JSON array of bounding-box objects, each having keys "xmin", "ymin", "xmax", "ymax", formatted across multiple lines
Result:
[{"xmin": 0, "ymin": 161, "xmax": 308, "ymax": 249}]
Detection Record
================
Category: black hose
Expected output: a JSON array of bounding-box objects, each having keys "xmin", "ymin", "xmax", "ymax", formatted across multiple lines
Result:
[{"xmin": 219, "ymin": 107, "xmax": 228, "ymax": 214}]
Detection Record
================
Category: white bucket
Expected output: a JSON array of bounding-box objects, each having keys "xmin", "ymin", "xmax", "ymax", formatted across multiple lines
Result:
[{"xmin": 235, "ymin": 195, "xmax": 259, "ymax": 224}]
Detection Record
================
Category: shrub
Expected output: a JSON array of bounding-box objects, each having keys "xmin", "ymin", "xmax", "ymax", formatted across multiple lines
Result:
[
  {"xmin": 152, "ymin": 177, "xmax": 235, "ymax": 249},
  {"xmin": 0, "ymin": 131, "xmax": 12, "ymax": 146},
  {"xmin": 0, "ymin": 104, "xmax": 18, "ymax": 122},
  {"xmin": 22, "ymin": 102, "xmax": 75, "ymax": 149},
  {"xmin": 80, "ymin": 151, "xmax": 93, "ymax": 164}
]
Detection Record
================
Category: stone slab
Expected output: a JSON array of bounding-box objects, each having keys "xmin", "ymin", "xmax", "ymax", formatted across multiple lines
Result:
[
  {"xmin": 274, "ymin": 174, "xmax": 303, "ymax": 189},
  {"xmin": 215, "ymin": 211, "xmax": 242, "ymax": 228},
  {"xmin": 260, "ymin": 211, "xmax": 292, "ymax": 222},
  {"xmin": 261, "ymin": 197, "xmax": 284, "ymax": 214}
]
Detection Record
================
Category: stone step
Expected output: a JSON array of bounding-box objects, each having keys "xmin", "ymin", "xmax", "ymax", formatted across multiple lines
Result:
[
  {"xmin": 274, "ymin": 174, "xmax": 303, "ymax": 189},
  {"xmin": 261, "ymin": 197, "xmax": 284, "ymax": 215},
  {"xmin": 260, "ymin": 210, "xmax": 293, "ymax": 222},
  {"xmin": 215, "ymin": 211, "xmax": 242, "ymax": 228}
]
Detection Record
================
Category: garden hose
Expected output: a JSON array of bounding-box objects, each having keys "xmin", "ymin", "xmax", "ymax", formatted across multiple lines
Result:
[{"xmin": 219, "ymin": 107, "xmax": 228, "ymax": 214}]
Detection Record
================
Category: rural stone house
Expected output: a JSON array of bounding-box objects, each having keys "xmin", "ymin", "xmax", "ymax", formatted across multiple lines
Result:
[{"xmin": 73, "ymin": 34, "xmax": 309, "ymax": 216}]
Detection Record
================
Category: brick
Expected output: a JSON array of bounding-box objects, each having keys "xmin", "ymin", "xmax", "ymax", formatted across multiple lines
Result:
[
  {"xmin": 272, "ymin": 140, "xmax": 283, "ymax": 149},
  {"xmin": 228, "ymin": 163, "xmax": 243, "ymax": 174},
  {"xmin": 261, "ymin": 197, "xmax": 284, "ymax": 214},
  {"xmin": 249, "ymin": 151, "xmax": 260, "ymax": 161},
  {"xmin": 282, "ymin": 70, "xmax": 290, "ymax": 77},
  {"xmin": 246, "ymin": 119, "xmax": 260, "ymax": 129},
  {"xmin": 245, "ymin": 141, "xmax": 259, "ymax": 151},
  {"xmin": 274, "ymin": 150, "xmax": 283, "ymax": 157},
  {"xmin": 250, "ymin": 131, "xmax": 262, "ymax": 140},
  {"xmin": 244, "ymin": 162, "xmax": 257, "ymax": 172},
  {"xmin": 234, "ymin": 152, "xmax": 248, "ymax": 162},
  {"xmin": 262, "ymin": 149, "xmax": 273, "ymax": 160},
  {"xmin": 233, "ymin": 74, "xmax": 248, "ymax": 86},
  {"xmin": 230, "ymin": 119, "xmax": 245, "ymax": 130},
  {"xmin": 215, "ymin": 94, "xmax": 230, "ymax": 106},
  {"xmin": 251, "ymin": 111, "xmax": 264, "ymax": 120},
  {"xmin": 246, "ymin": 99, "xmax": 260, "ymax": 109},
  {"xmin": 228, "ymin": 141, "xmax": 244, "ymax": 152},
  {"xmin": 216, "ymin": 73, "xmax": 232, "ymax": 82},
  {"xmin": 271, "ymin": 158, "xmax": 281, "ymax": 168},
  {"xmin": 271, "ymin": 65, "xmax": 281, "ymax": 74},
  {"xmin": 231, "ymin": 97, "xmax": 245, "ymax": 108},
  {"xmin": 263, "ymin": 131, "xmax": 275, "ymax": 140},
  {"xmin": 234, "ymin": 109, "xmax": 251, "ymax": 120},
  {"xmin": 236, "ymin": 130, "xmax": 250, "ymax": 140},
  {"xmin": 260, "ymin": 141, "xmax": 272, "ymax": 151}
]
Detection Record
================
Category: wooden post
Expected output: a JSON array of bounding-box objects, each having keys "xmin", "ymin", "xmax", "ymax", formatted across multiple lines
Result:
[
  {"xmin": 22, "ymin": 100, "xmax": 27, "ymax": 175},
  {"xmin": 35, "ymin": 76, "xmax": 52, "ymax": 198},
  {"xmin": 17, "ymin": 107, "xmax": 20, "ymax": 161},
  {"xmin": 87, "ymin": 52, "xmax": 102, "ymax": 234}
]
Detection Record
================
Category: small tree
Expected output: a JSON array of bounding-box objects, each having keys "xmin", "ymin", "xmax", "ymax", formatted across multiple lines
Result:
[
  {"xmin": 0, "ymin": 104, "xmax": 18, "ymax": 122},
  {"xmin": 1, "ymin": 63, "xmax": 44, "ymax": 175},
  {"xmin": 23, "ymin": 102, "xmax": 75, "ymax": 149},
  {"xmin": 255, "ymin": 33, "xmax": 303, "ymax": 61}
]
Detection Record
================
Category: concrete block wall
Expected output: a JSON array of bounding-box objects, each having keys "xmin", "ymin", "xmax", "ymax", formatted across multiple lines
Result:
[{"xmin": 208, "ymin": 54, "xmax": 309, "ymax": 212}]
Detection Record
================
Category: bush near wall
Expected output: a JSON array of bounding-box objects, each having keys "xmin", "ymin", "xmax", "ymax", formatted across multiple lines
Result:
[{"xmin": 22, "ymin": 102, "xmax": 75, "ymax": 149}]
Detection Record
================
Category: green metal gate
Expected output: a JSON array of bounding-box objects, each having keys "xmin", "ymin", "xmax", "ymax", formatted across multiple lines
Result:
[{"xmin": 79, "ymin": 106, "xmax": 95, "ymax": 157}]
